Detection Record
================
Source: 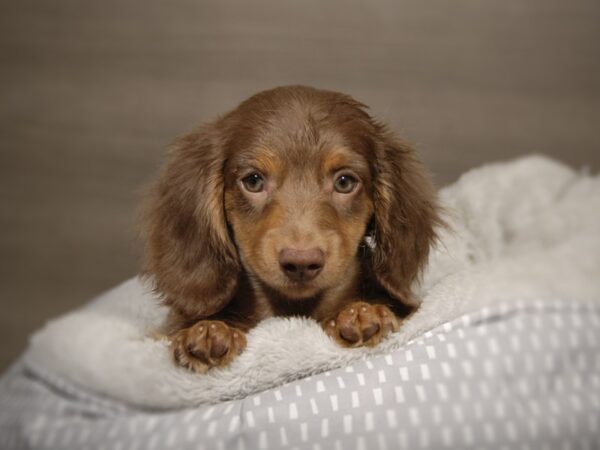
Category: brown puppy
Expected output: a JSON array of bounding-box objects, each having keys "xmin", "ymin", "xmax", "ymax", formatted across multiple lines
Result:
[{"xmin": 141, "ymin": 86, "xmax": 441, "ymax": 373}]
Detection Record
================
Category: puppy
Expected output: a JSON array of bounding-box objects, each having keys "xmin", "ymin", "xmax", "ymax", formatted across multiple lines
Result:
[{"xmin": 142, "ymin": 86, "xmax": 440, "ymax": 373}]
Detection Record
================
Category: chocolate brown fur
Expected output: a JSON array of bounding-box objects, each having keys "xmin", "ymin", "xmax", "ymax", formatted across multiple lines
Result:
[{"xmin": 141, "ymin": 86, "xmax": 441, "ymax": 373}]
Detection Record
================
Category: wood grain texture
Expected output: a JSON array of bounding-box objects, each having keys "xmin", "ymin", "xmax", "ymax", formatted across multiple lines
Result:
[{"xmin": 1, "ymin": 0, "xmax": 599, "ymax": 370}]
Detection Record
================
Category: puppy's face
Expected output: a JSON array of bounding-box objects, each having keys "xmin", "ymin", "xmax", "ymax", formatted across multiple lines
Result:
[
  {"xmin": 144, "ymin": 85, "xmax": 438, "ymax": 321},
  {"xmin": 223, "ymin": 101, "xmax": 374, "ymax": 299}
]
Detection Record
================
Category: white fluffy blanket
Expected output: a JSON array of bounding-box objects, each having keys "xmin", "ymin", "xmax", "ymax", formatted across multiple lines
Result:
[{"xmin": 24, "ymin": 155, "xmax": 600, "ymax": 409}]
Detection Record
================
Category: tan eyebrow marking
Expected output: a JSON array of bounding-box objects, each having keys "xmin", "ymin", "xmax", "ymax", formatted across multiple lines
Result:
[
  {"xmin": 322, "ymin": 148, "xmax": 369, "ymax": 177},
  {"xmin": 323, "ymin": 150, "xmax": 353, "ymax": 174},
  {"xmin": 253, "ymin": 152, "xmax": 280, "ymax": 175},
  {"xmin": 237, "ymin": 149, "xmax": 281, "ymax": 176}
]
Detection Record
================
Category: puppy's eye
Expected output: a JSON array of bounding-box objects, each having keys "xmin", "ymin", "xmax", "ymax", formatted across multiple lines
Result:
[
  {"xmin": 241, "ymin": 173, "xmax": 265, "ymax": 193},
  {"xmin": 334, "ymin": 174, "xmax": 359, "ymax": 194}
]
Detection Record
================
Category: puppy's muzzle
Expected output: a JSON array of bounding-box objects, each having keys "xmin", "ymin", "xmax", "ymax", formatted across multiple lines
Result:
[{"xmin": 278, "ymin": 248, "xmax": 324, "ymax": 282}]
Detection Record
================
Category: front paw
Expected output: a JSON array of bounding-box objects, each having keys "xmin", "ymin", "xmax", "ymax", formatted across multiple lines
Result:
[
  {"xmin": 171, "ymin": 320, "xmax": 247, "ymax": 373},
  {"xmin": 322, "ymin": 302, "xmax": 399, "ymax": 348}
]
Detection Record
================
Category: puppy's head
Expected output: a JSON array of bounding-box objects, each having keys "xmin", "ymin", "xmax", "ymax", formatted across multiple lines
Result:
[{"xmin": 142, "ymin": 86, "xmax": 440, "ymax": 318}]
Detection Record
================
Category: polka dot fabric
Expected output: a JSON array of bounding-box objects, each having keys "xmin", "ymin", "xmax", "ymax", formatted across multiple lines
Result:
[{"xmin": 1, "ymin": 300, "xmax": 599, "ymax": 450}]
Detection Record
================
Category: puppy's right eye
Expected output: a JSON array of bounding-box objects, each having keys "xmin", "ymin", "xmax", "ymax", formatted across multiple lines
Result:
[
  {"xmin": 334, "ymin": 174, "xmax": 359, "ymax": 194},
  {"xmin": 241, "ymin": 173, "xmax": 265, "ymax": 193}
]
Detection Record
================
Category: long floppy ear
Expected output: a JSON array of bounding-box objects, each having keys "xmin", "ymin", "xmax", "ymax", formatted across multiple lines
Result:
[
  {"xmin": 368, "ymin": 131, "xmax": 441, "ymax": 307},
  {"xmin": 140, "ymin": 124, "xmax": 240, "ymax": 320}
]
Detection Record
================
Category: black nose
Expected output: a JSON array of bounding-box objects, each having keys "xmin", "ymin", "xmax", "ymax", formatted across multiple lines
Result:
[{"xmin": 279, "ymin": 248, "xmax": 324, "ymax": 282}]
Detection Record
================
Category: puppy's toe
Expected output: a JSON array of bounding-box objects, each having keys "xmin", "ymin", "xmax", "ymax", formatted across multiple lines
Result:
[
  {"xmin": 209, "ymin": 335, "xmax": 229, "ymax": 359},
  {"xmin": 375, "ymin": 304, "xmax": 400, "ymax": 335},
  {"xmin": 336, "ymin": 306, "xmax": 361, "ymax": 344},
  {"xmin": 323, "ymin": 302, "xmax": 399, "ymax": 348},
  {"xmin": 172, "ymin": 321, "xmax": 246, "ymax": 374},
  {"xmin": 361, "ymin": 321, "xmax": 380, "ymax": 342}
]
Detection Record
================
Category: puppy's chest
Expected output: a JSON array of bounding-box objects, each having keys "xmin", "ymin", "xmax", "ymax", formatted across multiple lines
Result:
[
  {"xmin": 220, "ymin": 285, "xmax": 347, "ymax": 328},
  {"xmin": 264, "ymin": 295, "xmax": 322, "ymax": 318}
]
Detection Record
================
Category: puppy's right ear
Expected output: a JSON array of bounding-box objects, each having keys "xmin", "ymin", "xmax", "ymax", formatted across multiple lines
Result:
[{"xmin": 141, "ymin": 124, "xmax": 240, "ymax": 320}]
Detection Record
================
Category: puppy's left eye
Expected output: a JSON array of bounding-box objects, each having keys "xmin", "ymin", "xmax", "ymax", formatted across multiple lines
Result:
[
  {"xmin": 334, "ymin": 174, "xmax": 359, "ymax": 194},
  {"xmin": 241, "ymin": 173, "xmax": 265, "ymax": 193}
]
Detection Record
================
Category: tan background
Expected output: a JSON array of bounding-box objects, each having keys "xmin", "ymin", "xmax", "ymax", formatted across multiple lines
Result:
[{"xmin": 1, "ymin": 0, "xmax": 599, "ymax": 371}]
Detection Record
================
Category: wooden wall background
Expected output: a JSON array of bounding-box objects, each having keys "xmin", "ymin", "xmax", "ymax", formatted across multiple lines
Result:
[{"xmin": 1, "ymin": 0, "xmax": 599, "ymax": 370}]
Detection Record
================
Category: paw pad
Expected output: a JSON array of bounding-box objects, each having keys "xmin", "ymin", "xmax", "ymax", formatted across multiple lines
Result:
[
  {"xmin": 322, "ymin": 302, "xmax": 399, "ymax": 348},
  {"xmin": 171, "ymin": 320, "xmax": 246, "ymax": 373}
]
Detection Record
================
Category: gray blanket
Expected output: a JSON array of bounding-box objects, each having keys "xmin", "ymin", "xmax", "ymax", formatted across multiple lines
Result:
[{"xmin": 1, "ymin": 300, "xmax": 598, "ymax": 450}]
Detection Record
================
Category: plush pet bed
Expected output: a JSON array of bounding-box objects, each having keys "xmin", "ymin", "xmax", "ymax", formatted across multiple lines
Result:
[{"xmin": 1, "ymin": 155, "xmax": 599, "ymax": 449}]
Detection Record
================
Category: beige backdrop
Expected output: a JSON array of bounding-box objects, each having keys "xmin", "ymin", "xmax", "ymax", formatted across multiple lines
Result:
[{"xmin": 1, "ymin": 0, "xmax": 599, "ymax": 370}]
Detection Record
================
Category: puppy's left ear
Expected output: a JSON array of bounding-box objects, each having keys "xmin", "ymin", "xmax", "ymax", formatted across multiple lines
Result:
[{"xmin": 368, "ymin": 132, "xmax": 442, "ymax": 307}]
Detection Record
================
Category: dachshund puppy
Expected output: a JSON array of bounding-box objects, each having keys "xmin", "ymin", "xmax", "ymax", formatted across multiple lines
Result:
[{"xmin": 142, "ymin": 86, "xmax": 441, "ymax": 373}]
